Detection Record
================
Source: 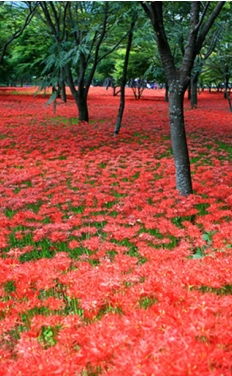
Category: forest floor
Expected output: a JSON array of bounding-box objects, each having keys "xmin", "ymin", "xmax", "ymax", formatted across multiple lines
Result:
[{"xmin": 0, "ymin": 87, "xmax": 232, "ymax": 375}]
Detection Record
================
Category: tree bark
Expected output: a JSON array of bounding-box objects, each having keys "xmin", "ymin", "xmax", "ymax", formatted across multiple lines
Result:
[
  {"xmin": 77, "ymin": 96, "xmax": 89, "ymax": 122},
  {"xmin": 60, "ymin": 68, "xmax": 66, "ymax": 103},
  {"xmin": 191, "ymin": 72, "xmax": 199, "ymax": 109},
  {"xmin": 61, "ymin": 82, "xmax": 66, "ymax": 103},
  {"xmin": 140, "ymin": 1, "xmax": 225, "ymax": 196},
  {"xmin": 223, "ymin": 64, "xmax": 229, "ymax": 99},
  {"xmin": 164, "ymin": 82, "xmax": 169, "ymax": 102},
  {"xmin": 114, "ymin": 89, "xmax": 125, "ymax": 135},
  {"xmin": 226, "ymin": 92, "xmax": 232, "ymax": 112},
  {"xmin": 169, "ymin": 86, "xmax": 192, "ymax": 195},
  {"xmin": 66, "ymin": 65, "xmax": 89, "ymax": 122},
  {"xmin": 114, "ymin": 17, "xmax": 136, "ymax": 135}
]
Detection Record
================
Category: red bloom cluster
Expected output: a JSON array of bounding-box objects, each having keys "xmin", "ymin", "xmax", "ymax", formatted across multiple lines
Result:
[{"xmin": 0, "ymin": 88, "xmax": 231, "ymax": 375}]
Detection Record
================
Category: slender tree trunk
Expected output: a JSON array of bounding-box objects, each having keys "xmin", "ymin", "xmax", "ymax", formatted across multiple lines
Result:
[
  {"xmin": 191, "ymin": 73, "xmax": 199, "ymax": 109},
  {"xmin": 225, "ymin": 92, "xmax": 232, "ymax": 112},
  {"xmin": 114, "ymin": 89, "xmax": 125, "ymax": 135},
  {"xmin": 61, "ymin": 82, "xmax": 66, "ymax": 103},
  {"xmin": 114, "ymin": 17, "xmax": 136, "ymax": 135},
  {"xmin": 224, "ymin": 65, "xmax": 229, "ymax": 99},
  {"xmin": 169, "ymin": 87, "xmax": 193, "ymax": 196},
  {"xmin": 164, "ymin": 82, "xmax": 169, "ymax": 102},
  {"xmin": 60, "ymin": 68, "xmax": 66, "ymax": 102}
]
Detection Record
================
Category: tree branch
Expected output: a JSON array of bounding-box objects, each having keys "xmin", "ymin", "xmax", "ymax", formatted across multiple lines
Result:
[
  {"xmin": 196, "ymin": 1, "xmax": 225, "ymax": 54},
  {"xmin": 0, "ymin": 2, "xmax": 39, "ymax": 65},
  {"xmin": 140, "ymin": 1, "xmax": 176, "ymax": 78},
  {"xmin": 39, "ymin": 2, "xmax": 57, "ymax": 38},
  {"xmin": 195, "ymin": 2, "xmax": 210, "ymax": 31}
]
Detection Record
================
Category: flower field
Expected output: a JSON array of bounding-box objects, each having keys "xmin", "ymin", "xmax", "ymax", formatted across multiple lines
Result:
[{"xmin": 0, "ymin": 87, "xmax": 232, "ymax": 375}]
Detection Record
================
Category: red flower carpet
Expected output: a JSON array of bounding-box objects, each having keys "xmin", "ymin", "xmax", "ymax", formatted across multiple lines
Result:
[{"xmin": 0, "ymin": 87, "xmax": 231, "ymax": 375}]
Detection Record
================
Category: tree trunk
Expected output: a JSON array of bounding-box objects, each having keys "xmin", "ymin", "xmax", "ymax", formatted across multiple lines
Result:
[
  {"xmin": 66, "ymin": 66, "xmax": 89, "ymax": 122},
  {"xmin": 191, "ymin": 73, "xmax": 199, "ymax": 109},
  {"xmin": 224, "ymin": 65, "xmax": 229, "ymax": 99},
  {"xmin": 140, "ymin": 1, "xmax": 225, "ymax": 197},
  {"xmin": 169, "ymin": 88, "xmax": 193, "ymax": 196},
  {"xmin": 164, "ymin": 82, "xmax": 169, "ymax": 102},
  {"xmin": 114, "ymin": 90, "xmax": 125, "ymax": 135},
  {"xmin": 225, "ymin": 92, "xmax": 232, "ymax": 112},
  {"xmin": 75, "ymin": 95, "xmax": 89, "ymax": 122},
  {"xmin": 60, "ymin": 68, "xmax": 66, "ymax": 102},
  {"xmin": 61, "ymin": 82, "xmax": 66, "ymax": 103},
  {"xmin": 114, "ymin": 16, "xmax": 136, "ymax": 135}
]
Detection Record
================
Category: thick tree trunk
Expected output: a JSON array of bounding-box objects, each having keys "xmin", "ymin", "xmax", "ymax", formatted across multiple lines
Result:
[
  {"xmin": 140, "ymin": 1, "xmax": 225, "ymax": 197},
  {"xmin": 76, "ymin": 95, "xmax": 89, "ymax": 122},
  {"xmin": 169, "ymin": 88, "xmax": 193, "ymax": 196},
  {"xmin": 66, "ymin": 66, "xmax": 89, "ymax": 122}
]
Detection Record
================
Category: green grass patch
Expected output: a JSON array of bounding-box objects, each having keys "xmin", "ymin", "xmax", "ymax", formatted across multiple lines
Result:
[
  {"xmin": 110, "ymin": 191, "xmax": 127, "ymax": 198},
  {"xmin": 68, "ymin": 246, "xmax": 94, "ymax": 260},
  {"xmin": 192, "ymin": 284, "xmax": 232, "ymax": 296},
  {"xmin": 27, "ymin": 200, "xmax": 44, "ymax": 213},
  {"xmin": 132, "ymin": 171, "xmax": 140, "ymax": 180},
  {"xmin": 110, "ymin": 238, "xmax": 147, "ymax": 264},
  {"xmin": 38, "ymin": 325, "xmax": 59, "ymax": 348},
  {"xmin": 215, "ymin": 140, "xmax": 232, "ymax": 159},
  {"xmin": 102, "ymin": 200, "xmax": 118, "ymax": 209},
  {"xmin": 3, "ymin": 280, "xmax": 16, "ymax": 295},
  {"xmin": 195, "ymin": 203, "xmax": 210, "ymax": 215},
  {"xmin": 138, "ymin": 227, "xmax": 163, "ymax": 239},
  {"xmin": 139, "ymin": 296, "xmax": 158, "ymax": 309},
  {"xmin": 171, "ymin": 215, "xmax": 195, "ymax": 228},
  {"xmin": 4, "ymin": 208, "xmax": 18, "ymax": 219},
  {"xmin": 69, "ymin": 205, "xmax": 86, "ymax": 214},
  {"xmin": 98, "ymin": 162, "xmax": 107, "ymax": 169}
]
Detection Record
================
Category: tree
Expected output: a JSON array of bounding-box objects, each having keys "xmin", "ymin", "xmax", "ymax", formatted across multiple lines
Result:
[
  {"xmin": 114, "ymin": 15, "xmax": 137, "ymax": 135},
  {"xmin": 202, "ymin": 5, "xmax": 232, "ymax": 100},
  {"xmin": 141, "ymin": 1, "xmax": 225, "ymax": 196},
  {"xmin": 190, "ymin": 24, "xmax": 223, "ymax": 109},
  {"xmin": 0, "ymin": 2, "xmax": 38, "ymax": 66},
  {"xmin": 112, "ymin": 16, "xmax": 158, "ymax": 101},
  {"xmin": 189, "ymin": 3, "xmax": 232, "ymax": 108},
  {"xmin": 5, "ymin": 14, "xmax": 52, "ymax": 87},
  {"xmin": 38, "ymin": 1, "xmax": 129, "ymax": 122}
]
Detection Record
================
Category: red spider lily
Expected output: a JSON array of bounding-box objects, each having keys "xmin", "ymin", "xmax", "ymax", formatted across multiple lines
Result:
[{"xmin": 0, "ymin": 88, "xmax": 232, "ymax": 374}]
